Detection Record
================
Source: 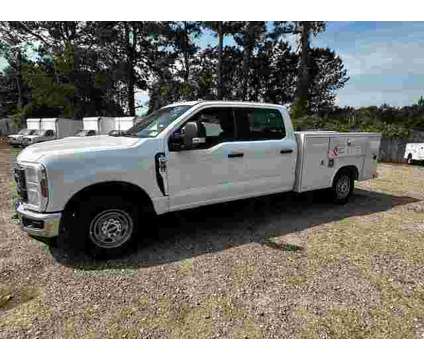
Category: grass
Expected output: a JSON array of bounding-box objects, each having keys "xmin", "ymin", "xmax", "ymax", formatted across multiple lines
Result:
[
  {"xmin": 178, "ymin": 258, "xmax": 193, "ymax": 276},
  {"xmin": 0, "ymin": 286, "xmax": 50, "ymax": 334},
  {"xmin": 1, "ymin": 162, "xmax": 423, "ymax": 338},
  {"xmin": 290, "ymin": 167, "xmax": 424, "ymax": 338}
]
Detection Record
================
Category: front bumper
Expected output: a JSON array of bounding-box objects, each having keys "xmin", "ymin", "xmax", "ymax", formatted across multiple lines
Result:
[
  {"xmin": 16, "ymin": 203, "xmax": 61, "ymax": 238},
  {"xmin": 8, "ymin": 138, "xmax": 21, "ymax": 145}
]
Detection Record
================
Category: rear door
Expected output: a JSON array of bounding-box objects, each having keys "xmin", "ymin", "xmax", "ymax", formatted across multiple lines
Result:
[{"xmin": 228, "ymin": 107, "xmax": 297, "ymax": 196}]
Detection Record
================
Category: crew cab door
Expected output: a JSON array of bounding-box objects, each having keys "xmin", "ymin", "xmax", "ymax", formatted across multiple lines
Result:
[{"xmin": 166, "ymin": 106, "xmax": 297, "ymax": 211}]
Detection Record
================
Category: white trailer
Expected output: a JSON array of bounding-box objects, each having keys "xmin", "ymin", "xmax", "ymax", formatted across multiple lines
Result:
[
  {"xmin": 404, "ymin": 143, "xmax": 424, "ymax": 164},
  {"xmin": 22, "ymin": 118, "xmax": 82, "ymax": 146},
  {"xmin": 114, "ymin": 116, "xmax": 137, "ymax": 131},
  {"xmin": 41, "ymin": 118, "xmax": 82, "ymax": 138},
  {"xmin": 107, "ymin": 116, "xmax": 137, "ymax": 136},
  {"xmin": 76, "ymin": 117, "xmax": 116, "ymax": 136},
  {"xmin": 27, "ymin": 118, "xmax": 41, "ymax": 130}
]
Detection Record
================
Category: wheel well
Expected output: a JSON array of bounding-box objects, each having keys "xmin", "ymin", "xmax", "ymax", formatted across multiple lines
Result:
[
  {"xmin": 63, "ymin": 181, "xmax": 156, "ymax": 216},
  {"xmin": 334, "ymin": 165, "xmax": 359, "ymax": 183}
]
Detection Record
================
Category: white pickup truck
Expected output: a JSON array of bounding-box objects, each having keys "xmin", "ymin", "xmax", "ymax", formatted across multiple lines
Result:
[
  {"xmin": 8, "ymin": 118, "xmax": 41, "ymax": 147},
  {"xmin": 14, "ymin": 101, "xmax": 381, "ymax": 257},
  {"xmin": 404, "ymin": 143, "xmax": 424, "ymax": 164}
]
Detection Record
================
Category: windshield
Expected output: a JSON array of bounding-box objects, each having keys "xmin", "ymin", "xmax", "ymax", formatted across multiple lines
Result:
[
  {"xmin": 125, "ymin": 105, "xmax": 192, "ymax": 138},
  {"xmin": 33, "ymin": 130, "xmax": 46, "ymax": 136},
  {"xmin": 76, "ymin": 130, "xmax": 94, "ymax": 136},
  {"xmin": 18, "ymin": 129, "xmax": 34, "ymax": 135}
]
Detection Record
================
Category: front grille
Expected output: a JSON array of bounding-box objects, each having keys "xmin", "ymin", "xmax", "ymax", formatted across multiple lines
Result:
[{"xmin": 13, "ymin": 166, "xmax": 28, "ymax": 202}]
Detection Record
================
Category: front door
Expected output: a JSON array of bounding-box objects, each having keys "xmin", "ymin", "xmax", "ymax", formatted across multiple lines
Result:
[{"xmin": 166, "ymin": 107, "xmax": 238, "ymax": 210}]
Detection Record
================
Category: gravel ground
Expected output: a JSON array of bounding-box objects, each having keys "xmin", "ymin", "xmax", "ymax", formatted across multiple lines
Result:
[{"xmin": 1, "ymin": 142, "xmax": 424, "ymax": 338}]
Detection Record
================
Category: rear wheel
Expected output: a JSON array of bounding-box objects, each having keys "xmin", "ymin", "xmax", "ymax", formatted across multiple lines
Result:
[
  {"xmin": 61, "ymin": 196, "xmax": 141, "ymax": 258},
  {"xmin": 330, "ymin": 170, "xmax": 354, "ymax": 204}
]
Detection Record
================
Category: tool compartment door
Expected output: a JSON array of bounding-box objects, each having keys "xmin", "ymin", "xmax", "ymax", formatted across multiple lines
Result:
[
  {"xmin": 329, "ymin": 135, "xmax": 366, "ymax": 178},
  {"xmin": 362, "ymin": 135, "xmax": 381, "ymax": 180},
  {"xmin": 298, "ymin": 136, "xmax": 332, "ymax": 192}
]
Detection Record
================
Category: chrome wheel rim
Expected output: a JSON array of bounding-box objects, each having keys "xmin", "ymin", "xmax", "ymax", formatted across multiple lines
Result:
[
  {"xmin": 336, "ymin": 175, "xmax": 351, "ymax": 199},
  {"xmin": 89, "ymin": 209, "xmax": 133, "ymax": 249}
]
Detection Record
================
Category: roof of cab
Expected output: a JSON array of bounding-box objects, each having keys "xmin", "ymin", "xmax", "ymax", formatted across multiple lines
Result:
[{"xmin": 164, "ymin": 100, "xmax": 287, "ymax": 109}]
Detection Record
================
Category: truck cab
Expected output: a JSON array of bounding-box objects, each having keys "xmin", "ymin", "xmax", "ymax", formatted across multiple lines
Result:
[
  {"xmin": 14, "ymin": 101, "xmax": 380, "ymax": 258},
  {"xmin": 22, "ymin": 129, "xmax": 55, "ymax": 146},
  {"xmin": 74, "ymin": 129, "xmax": 97, "ymax": 137}
]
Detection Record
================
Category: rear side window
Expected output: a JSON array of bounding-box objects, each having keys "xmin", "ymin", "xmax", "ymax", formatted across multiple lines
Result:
[
  {"xmin": 234, "ymin": 108, "xmax": 286, "ymax": 141},
  {"xmin": 45, "ymin": 130, "xmax": 54, "ymax": 136}
]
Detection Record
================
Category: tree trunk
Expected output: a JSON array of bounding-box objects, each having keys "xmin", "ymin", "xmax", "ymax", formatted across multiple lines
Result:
[
  {"xmin": 294, "ymin": 21, "xmax": 312, "ymax": 111},
  {"xmin": 125, "ymin": 23, "xmax": 136, "ymax": 116},
  {"xmin": 217, "ymin": 22, "xmax": 224, "ymax": 100},
  {"xmin": 182, "ymin": 22, "xmax": 190, "ymax": 83},
  {"xmin": 241, "ymin": 23, "xmax": 254, "ymax": 101},
  {"xmin": 15, "ymin": 49, "xmax": 23, "ymax": 112},
  {"xmin": 241, "ymin": 47, "xmax": 251, "ymax": 101}
]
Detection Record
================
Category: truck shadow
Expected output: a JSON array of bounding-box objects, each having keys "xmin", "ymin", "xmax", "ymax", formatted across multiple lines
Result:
[{"xmin": 51, "ymin": 188, "xmax": 421, "ymax": 270}]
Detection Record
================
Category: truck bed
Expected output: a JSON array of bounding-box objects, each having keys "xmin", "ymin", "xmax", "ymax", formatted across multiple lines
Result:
[{"xmin": 294, "ymin": 131, "xmax": 381, "ymax": 193}]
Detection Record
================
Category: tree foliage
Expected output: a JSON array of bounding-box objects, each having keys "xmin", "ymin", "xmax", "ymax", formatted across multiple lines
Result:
[{"xmin": 1, "ymin": 21, "xmax": 350, "ymax": 124}]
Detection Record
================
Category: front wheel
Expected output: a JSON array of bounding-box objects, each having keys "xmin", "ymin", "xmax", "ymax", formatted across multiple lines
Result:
[
  {"xmin": 330, "ymin": 170, "xmax": 354, "ymax": 204},
  {"xmin": 62, "ymin": 196, "xmax": 140, "ymax": 258},
  {"xmin": 407, "ymin": 154, "xmax": 413, "ymax": 165}
]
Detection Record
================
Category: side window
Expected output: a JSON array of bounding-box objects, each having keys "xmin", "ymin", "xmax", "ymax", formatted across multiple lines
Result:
[
  {"xmin": 46, "ymin": 130, "xmax": 54, "ymax": 136},
  {"xmin": 171, "ymin": 107, "xmax": 235, "ymax": 150},
  {"xmin": 235, "ymin": 108, "xmax": 286, "ymax": 141}
]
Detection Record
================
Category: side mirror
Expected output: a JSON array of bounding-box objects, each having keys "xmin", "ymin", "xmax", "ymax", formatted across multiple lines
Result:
[
  {"xmin": 183, "ymin": 122, "xmax": 199, "ymax": 149},
  {"xmin": 169, "ymin": 122, "xmax": 206, "ymax": 151},
  {"xmin": 183, "ymin": 122, "xmax": 207, "ymax": 149}
]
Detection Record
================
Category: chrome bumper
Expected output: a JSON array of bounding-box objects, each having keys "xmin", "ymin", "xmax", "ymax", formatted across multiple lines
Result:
[
  {"xmin": 8, "ymin": 139, "xmax": 21, "ymax": 145},
  {"xmin": 16, "ymin": 203, "xmax": 62, "ymax": 238}
]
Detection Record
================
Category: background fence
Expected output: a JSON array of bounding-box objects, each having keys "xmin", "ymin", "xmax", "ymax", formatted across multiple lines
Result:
[
  {"xmin": 379, "ymin": 129, "xmax": 424, "ymax": 163},
  {"xmin": 0, "ymin": 118, "xmax": 17, "ymax": 136}
]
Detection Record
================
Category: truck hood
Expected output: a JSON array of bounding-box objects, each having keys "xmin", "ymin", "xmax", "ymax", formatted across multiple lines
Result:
[{"xmin": 18, "ymin": 135, "xmax": 142, "ymax": 163}]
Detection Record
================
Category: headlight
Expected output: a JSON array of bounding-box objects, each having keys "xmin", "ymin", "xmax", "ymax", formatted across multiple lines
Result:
[{"xmin": 24, "ymin": 163, "xmax": 48, "ymax": 211}]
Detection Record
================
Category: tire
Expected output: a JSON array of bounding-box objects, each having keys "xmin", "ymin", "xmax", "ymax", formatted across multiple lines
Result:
[
  {"xmin": 61, "ymin": 195, "xmax": 141, "ymax": 259},
  {"xmin": 407, "ymin": 154, "xmax": 413, "ymax": 165},
  {"xmin": 330, "ymin": 170, "xmax": 354, "ymax": 205}
]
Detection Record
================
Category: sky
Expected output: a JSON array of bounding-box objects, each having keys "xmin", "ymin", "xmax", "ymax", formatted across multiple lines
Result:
[
  {"xmin": 2, "ymin": 22, "xmax": 424, "ymax": 109},
  {"xmin": 197, "ymin": 21, "xmax": 424, "ymax": 108},
  {"xmin": 312, "ymin": 21, "xmax": 424, "ymax": 108}
]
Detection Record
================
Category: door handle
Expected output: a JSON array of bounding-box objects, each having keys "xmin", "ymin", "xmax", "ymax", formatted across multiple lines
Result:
[
  {"xmin": 280, "ymin": 149, "xmax": 293, "ymax": 154},
  {"xmin": 228, "ymin": 152, "xmax": 244, "ymax": 158}
]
